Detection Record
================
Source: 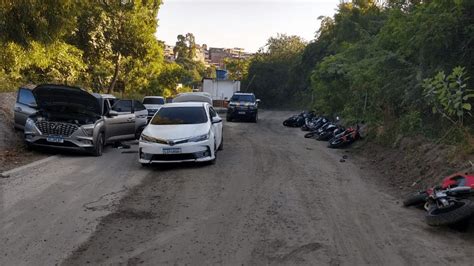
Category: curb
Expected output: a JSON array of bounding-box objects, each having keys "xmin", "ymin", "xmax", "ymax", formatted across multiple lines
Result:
[{"xmin": 2, "ymin": 155, "xmax": 59, "ymax": 176}]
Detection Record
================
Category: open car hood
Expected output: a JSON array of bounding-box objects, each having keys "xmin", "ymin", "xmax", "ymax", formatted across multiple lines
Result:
[{"xmin": 33, "ymin": 84, "xmax": 101, "ymax": 115}]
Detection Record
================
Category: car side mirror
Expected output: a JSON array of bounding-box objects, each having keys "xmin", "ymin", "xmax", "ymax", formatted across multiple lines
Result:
[
  {"xmin": 212, "ymin": 117, "xmax": 222, "ymax": 124},
  {"xmin": 108, "ymin": 110, "xmax": 119, "ymax": 117}
]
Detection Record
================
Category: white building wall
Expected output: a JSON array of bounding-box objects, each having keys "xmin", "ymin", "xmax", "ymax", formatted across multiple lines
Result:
[{"xmin": 203, "ymin": 79, "xmax": 240, "ymax": 100}]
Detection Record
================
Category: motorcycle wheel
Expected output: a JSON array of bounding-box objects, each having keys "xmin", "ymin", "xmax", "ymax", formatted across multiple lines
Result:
[
  {"xmin": 425, "ymin": 199, "xmax": 474, "ymax": 226},
  {"xmin": 328, "ymin": 138, "xmax": 344, "ymax": 148},
  {"xmin": 403, "ymin": 192, "xmax": 428, "ymax": 207},
  {"xmin": 304, "ymin": 132, "xmax": 316, "ymax": 138}
]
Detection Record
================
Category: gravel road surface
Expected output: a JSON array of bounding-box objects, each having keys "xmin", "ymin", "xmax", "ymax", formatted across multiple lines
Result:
[{"xmin": 2, "ymin": 111, "xmax": 474, "ymax": 265}]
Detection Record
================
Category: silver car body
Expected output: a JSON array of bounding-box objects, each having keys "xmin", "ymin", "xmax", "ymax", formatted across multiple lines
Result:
[{"xmin": 21, "ymin": 84, "xmax": 147, "ymax": 154}]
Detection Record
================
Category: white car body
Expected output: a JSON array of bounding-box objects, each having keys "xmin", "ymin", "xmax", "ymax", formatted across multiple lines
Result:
[
  {"xmin": 173, "ymin": 92, "xmax": 213, "ymax": 105},
  {"xmin": 139, "ymin": 102, "xmax": 223, "ymax": 164}
]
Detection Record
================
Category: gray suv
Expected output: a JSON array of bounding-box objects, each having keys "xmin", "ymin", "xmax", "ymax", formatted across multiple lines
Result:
[{"xmin": 16, "ymin": 84, "xmax": 148, "ymax": 156}]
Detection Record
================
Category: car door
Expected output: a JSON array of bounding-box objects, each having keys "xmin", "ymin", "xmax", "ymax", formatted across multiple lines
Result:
[
  {"xmin": 133, "ymin": 100, "xmax": 148, "ymax": 130},
  {"xmin": 209, "ymin": 106, "xmax": 223, "ymax": 148},
  {"xmin": 14, "ymin": 87, "xmax": 37, "ymax": 130},
  {"xmin": 105, "ymin": 100, "xmax": 135, "ymax": 142}
]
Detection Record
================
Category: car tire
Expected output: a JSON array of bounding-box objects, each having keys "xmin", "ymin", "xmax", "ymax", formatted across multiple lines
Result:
[
  {"xmin": 93, "ymin": 133, "xmax": 104, "ymax": 157},
  {"xmin": 24, "ymin": 141, "xmax": 33, "ymax": 151},
  {"xmin": 135, "ymin": 125, "xmax": 145, "ymax": 140},
  {"xmin": 218, "ymin": 136, "xmax": 223, "ymax": 151},
  {"xmin": 253, "ymin": 113, "xmax": 258, "ymax": 123}
]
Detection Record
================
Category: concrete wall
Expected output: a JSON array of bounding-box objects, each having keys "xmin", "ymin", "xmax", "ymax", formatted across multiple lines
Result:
[{"xmin": 203, "ymin": 79, "xmax": 240, "ymax": 100}]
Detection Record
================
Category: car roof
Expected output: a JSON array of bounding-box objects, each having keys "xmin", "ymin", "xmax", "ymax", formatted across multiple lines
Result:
[
  {"xmin": 161, "ymin": 102, "xmax": 207, "ymax": 108},
  {"xmin": 233, "ymin": 92, "xmax": 255, "ymax": 95},
  {"xmin": 100, "ymin": 94, "xmax": 116, "ymax": 99},
  {"xmin": 143, "ymin": 96, "xmax": 164, "ymax": 99}
]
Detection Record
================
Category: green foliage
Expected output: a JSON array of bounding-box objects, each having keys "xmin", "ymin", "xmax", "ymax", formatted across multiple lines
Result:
[
  {"xmin": 0, "ymin": 0, "xmax": 194, "ymax": 97},
  {"xmin": 243, "ymin": 34, "xmax": 306, "ymax": 107},
  {"xmin": 423, "ymin": 67, "xmax": 473, "ymax": 125},
  {"xmin": 399, "ymin": 110, "xmax": 422, "ymax": 135},
  {"xmin": 224, "ymin": 58, "xmax": 250, "ymax": 80}
]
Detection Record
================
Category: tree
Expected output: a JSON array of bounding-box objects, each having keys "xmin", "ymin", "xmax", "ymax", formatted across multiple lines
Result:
[
  {"xmin": 243, "ymin": 34, "xmax": 306, "ymax": 107},
  {"xmin": 224, "ymin": 58, "xmax": 250, "ymax": 80},
  {"xmin": 73, "ymin": 0, "xmax": 163, "ymax": 93}
]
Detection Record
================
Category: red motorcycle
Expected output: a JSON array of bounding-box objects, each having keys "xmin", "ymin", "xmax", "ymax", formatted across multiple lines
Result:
[
  {"xmin": 404, "ymin": 173, "xmax": 474, "ymax": 226},
  {"xmin": 327, "ymin": 126, "xmax": 360, "ymax": 148}
]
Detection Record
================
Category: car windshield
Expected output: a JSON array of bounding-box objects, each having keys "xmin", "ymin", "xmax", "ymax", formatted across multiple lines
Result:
[
  {"xmin": 231, "ymin": 94, "xmax": 255, "ymax": 102},
  {"xmin": 143, "ymin": 98, "xmax": 165, "ymax": 105},
  {"xmin": 151, "ymin": 106, "xmax": 208, "ymax": 125}
]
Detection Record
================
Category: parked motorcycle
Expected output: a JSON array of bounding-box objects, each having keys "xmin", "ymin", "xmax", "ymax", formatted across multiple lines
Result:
[
  {"xmin": 327, "ymin": 126, "xmax": 360, "ymax": 148},
  {"xmin": 404, "ymin": 173, "xmax": 474, "ymax": 226},
  {"xmin": 316, "ymin": 124, "xmax": 345, "ymax": 141},
  {"xmin": 283, "ymin": 111, "xmax": 313, "ymax": 127},
  {"xmin": 303, "ymin": 117, "xmax": 329, "ymax": 138}
]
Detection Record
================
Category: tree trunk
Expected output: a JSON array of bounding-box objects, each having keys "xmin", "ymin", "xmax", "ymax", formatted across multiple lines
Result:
[{"xmin": 107, "ymin": 53, "xmax": 121, "ymax": 94}]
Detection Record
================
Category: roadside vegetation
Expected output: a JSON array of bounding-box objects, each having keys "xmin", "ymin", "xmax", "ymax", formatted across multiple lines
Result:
[
  {"xmin": 0, "ymin": 1, "xmax": 210, "ymax": 97},
  {"xmin": 242, "ymin": 0, "xmax": 474, "ymax": 149}
]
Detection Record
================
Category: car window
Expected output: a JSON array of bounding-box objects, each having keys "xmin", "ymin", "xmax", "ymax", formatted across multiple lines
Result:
[
  {"xmin": 209, "ymin": 107, "xmax": 217, "ymax": 118},
  {"xmin": 18, "ymin": 88, "xmax": 36, "ymax": 105},
  {"xmin": 230, "ymin": 94, "xmax": 255, "ymax": 102},
  {"xmin": 112, "ymin": 100, "xmax": 132, "ymax": 113},
  {"xmin": 103, "ymin": 99, "xmax": 111, "ymax": 115},
  {"xmin": 143, "ymin": 98, "xmax": 165, "ymax": 105},
  {"xmin": 151, "ymin": 107, "xmax": 208, "ymax": 125},
  {"xmin": 134, "ymin": 100, "xmax": 146, "ymax": 111}
]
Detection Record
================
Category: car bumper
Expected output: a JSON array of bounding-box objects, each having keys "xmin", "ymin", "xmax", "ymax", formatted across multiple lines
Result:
[
  {"xmin": 227, "ymin": 109, "xmax": 257, "ymax": 117},
  {"xmin": 25, "ymin": 134, "xmax": 94, "ymax": 150},
  {"xmin": 138, "ymin": 139, "xmax": 214, "ymax": 164}
]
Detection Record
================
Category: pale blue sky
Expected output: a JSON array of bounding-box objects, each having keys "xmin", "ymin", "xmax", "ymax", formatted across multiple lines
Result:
[{"xmin": 156, "ymin": 0, "xmax": 339, "ymax": 52}]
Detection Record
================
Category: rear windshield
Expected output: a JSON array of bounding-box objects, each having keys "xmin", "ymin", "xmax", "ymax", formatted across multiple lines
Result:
[
  {"xmin": 151, "ymin": 107, "xmax": 208, "ymax": 125},
  {"xmin": 143, "ymin": 98, "xmax": 165, "ymax": 105},
  {"xmin": 231, "ymin": 94, "xmax": 255, "ymax": 102}
]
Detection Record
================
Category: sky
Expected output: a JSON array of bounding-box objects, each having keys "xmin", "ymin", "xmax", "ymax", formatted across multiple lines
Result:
[{"xmin": 156, "ymin": 0, "xmax": 339, "ymax": 52}]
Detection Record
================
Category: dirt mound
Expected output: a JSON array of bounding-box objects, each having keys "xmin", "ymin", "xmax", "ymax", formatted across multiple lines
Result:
[
  {"xmin": 354, "ymin": 136, "xmax": 474, "ymax": 197},
  {"xmin": 0, "ymin": 92, "xmax": 47, "ymax": 172},
  {"xmin": 0, "ymin": 92, "xmax": 23, "ymax": 150}
]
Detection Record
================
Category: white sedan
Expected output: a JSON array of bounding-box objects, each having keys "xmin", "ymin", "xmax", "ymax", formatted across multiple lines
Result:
[{"xmin": 139, "ymin": 102, "xmax": 223, "ymax": 165}]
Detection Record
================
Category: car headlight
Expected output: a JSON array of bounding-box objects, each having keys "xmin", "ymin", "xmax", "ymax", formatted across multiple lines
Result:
[
  {"xmin": 140, "ymin": 133, "xmax": 155, "ymax": 142},
  {"xmin": 25, "ymin": 117, "xmax": 35, "ymax": 128},
  {"xmin": 188, "ymin": 133, "xmax": 210, "ymax": 142},
  {"xmin": 81, "ymin": 124, "xmax": 95, "ymax": 136}
]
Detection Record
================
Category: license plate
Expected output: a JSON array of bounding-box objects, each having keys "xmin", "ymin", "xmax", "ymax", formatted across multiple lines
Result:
[
  {"xmin": 46, "ymin": 136, "xmax": 64, "ymax": 143},
  {"xmin": 238, "ymin": 111, "xmax": 246, "ymax": 115},
  {"xmin": 162, "ymin": 147, "xmax": 181, "ymax": 154}
]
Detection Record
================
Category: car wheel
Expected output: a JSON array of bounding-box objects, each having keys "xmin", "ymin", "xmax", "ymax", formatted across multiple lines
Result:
[
  {"xmin": 24, "ymin": 140, "xmax": 33, "ymax": 150},
  {"xmin": 253, "ymin": 113, "xmax": 258, "ymax": 123},
  {"xmin": 218, "ymin": 135, "xmax": 223, "ymax": 151},
  {"xmin": 135, "ymin": 126, "xmax": 145, "ymax": 140},
  {"xmin": 93, "ymin": 133, "xmax": 104, "ymax": 157}
]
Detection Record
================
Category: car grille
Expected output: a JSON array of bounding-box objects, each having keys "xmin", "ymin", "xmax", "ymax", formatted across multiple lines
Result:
[{"xmin": 35, "ymin": 121, "xmax": 79, "ymax": 137}]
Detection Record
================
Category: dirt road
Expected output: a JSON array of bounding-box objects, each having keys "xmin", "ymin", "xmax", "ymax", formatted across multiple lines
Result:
[{"xmin": 2, "ymin": 111, "xmax": 474, "ymax": 265}]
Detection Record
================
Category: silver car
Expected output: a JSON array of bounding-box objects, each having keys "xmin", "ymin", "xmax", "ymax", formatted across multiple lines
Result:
[{"xmin": 17, "ymin": 84, "xmax": 148, "ymax": 156}]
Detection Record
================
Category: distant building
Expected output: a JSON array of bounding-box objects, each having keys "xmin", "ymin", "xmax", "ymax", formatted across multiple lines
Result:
[
  {"xmin": 164, "ymin": 44, "xmax": 175, "ymax": 62},
  {"xmin": 202, "ymin": 78, "xmax": 240, "ymax": 100},
  {"xmin": 161, "ymin": 42, "xmax": 253, "ymax": 68}
]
